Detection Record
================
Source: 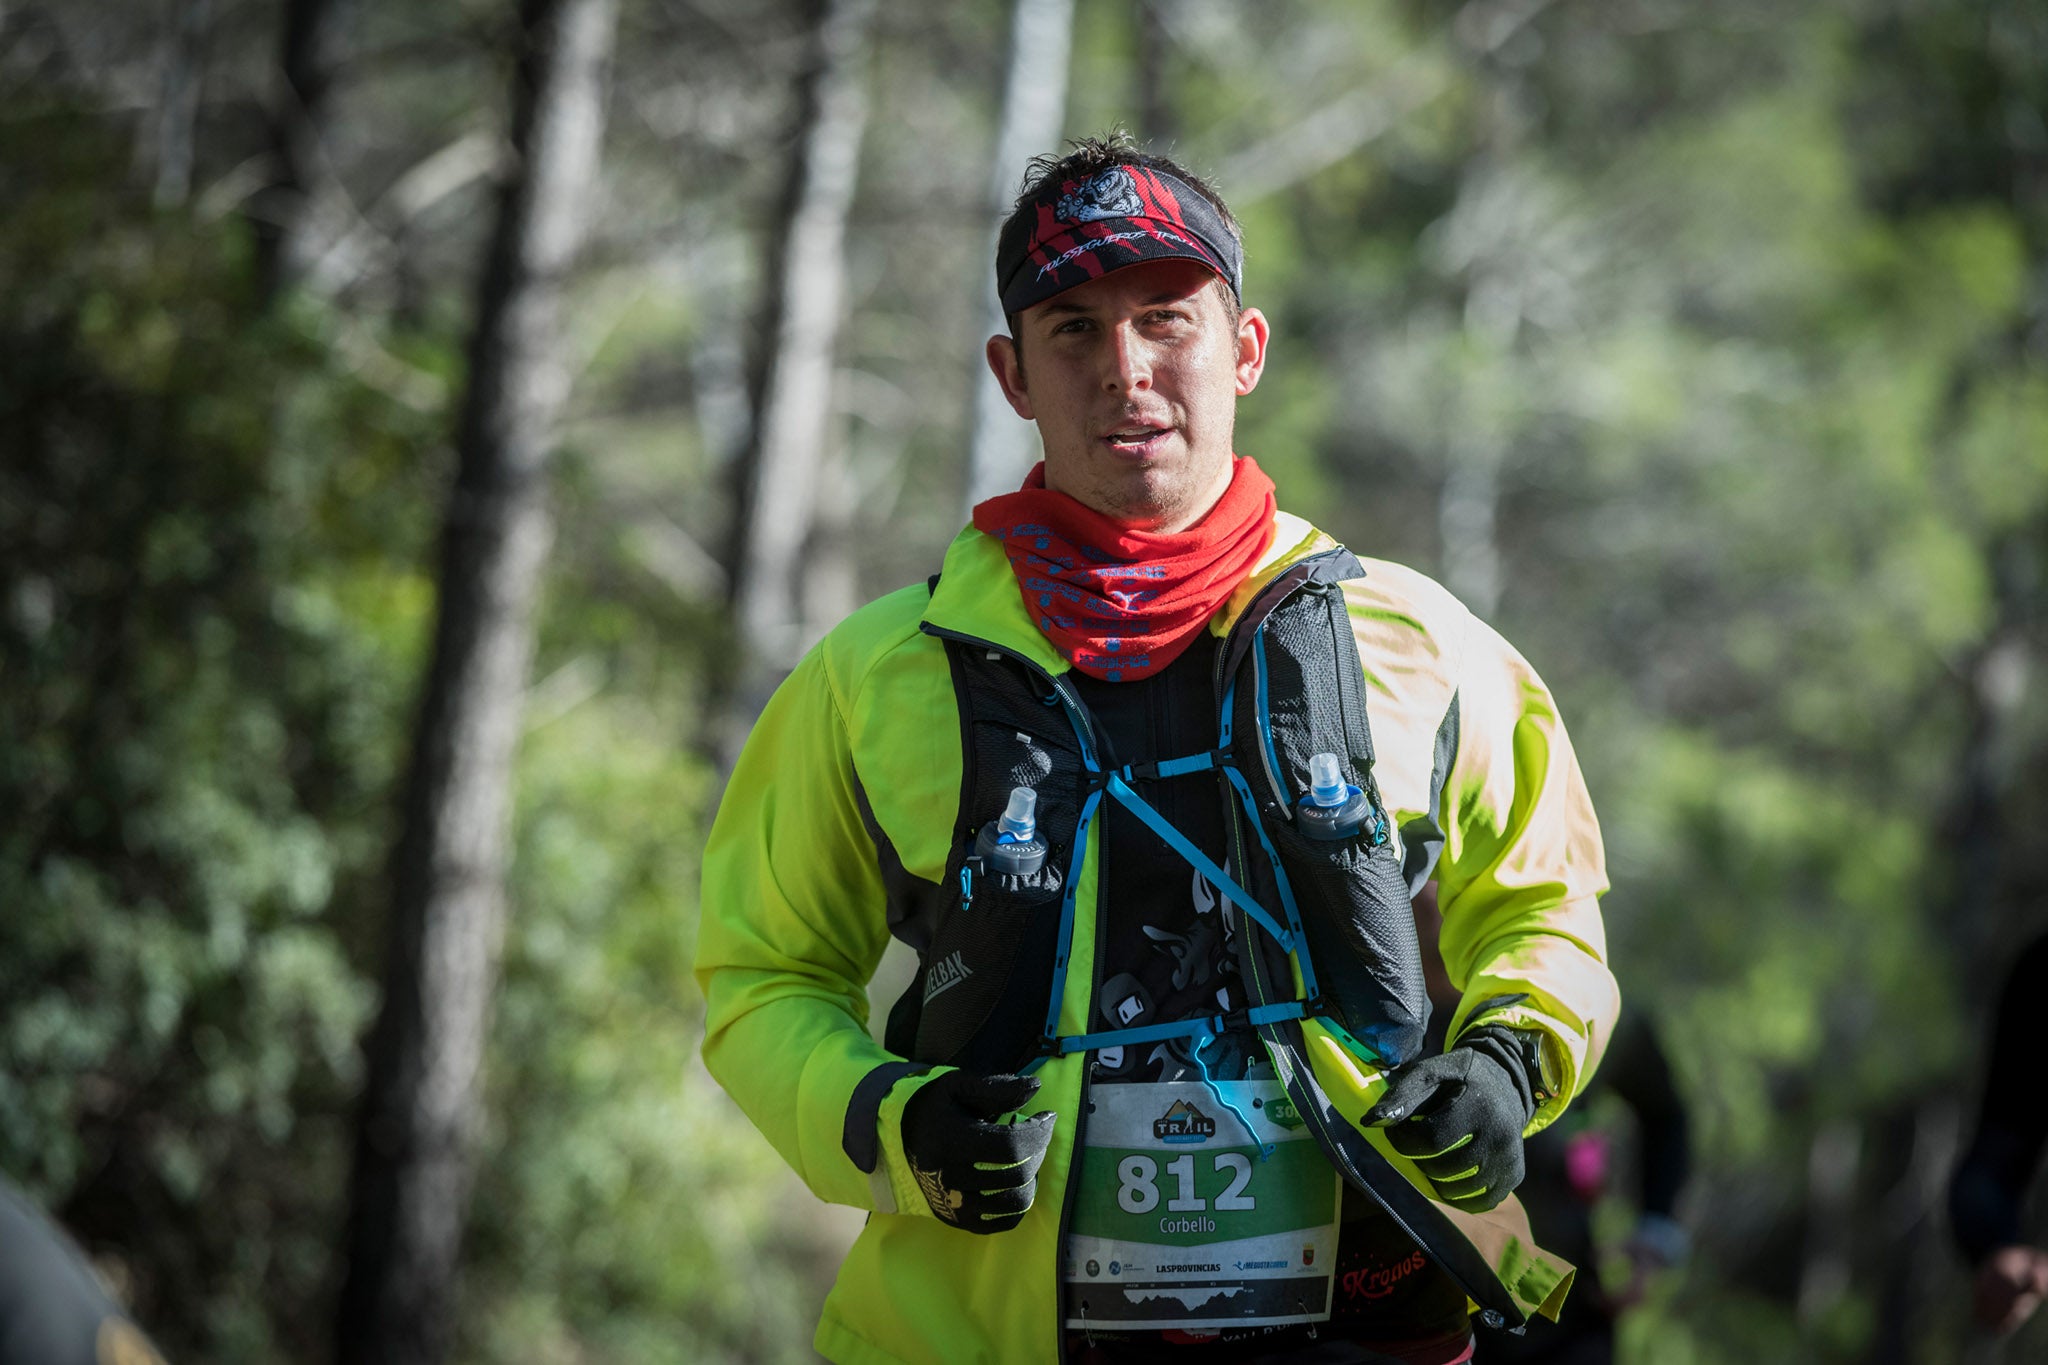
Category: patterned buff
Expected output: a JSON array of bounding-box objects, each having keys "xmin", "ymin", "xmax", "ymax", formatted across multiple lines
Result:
[{"xmin": 971, "ymin": 458, "xmax": 1277, "ymax": 682}]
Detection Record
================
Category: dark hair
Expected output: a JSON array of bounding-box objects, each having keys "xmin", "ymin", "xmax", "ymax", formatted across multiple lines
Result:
[{"xmin": 1001, "ymin": 130, "xmax": 1243, "ymax": 343}]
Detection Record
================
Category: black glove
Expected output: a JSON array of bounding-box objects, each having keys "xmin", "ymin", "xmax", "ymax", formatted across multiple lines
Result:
[
  {"xmin": 1362, "ymin": 1025, "xmax": 1541, "ymax": 1212},
  {"xmin": 900, "ymin": 1071, "xmax": 1055, "ymax": 1233}
]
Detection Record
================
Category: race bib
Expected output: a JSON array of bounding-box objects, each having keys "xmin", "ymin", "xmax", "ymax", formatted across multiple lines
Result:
[{"xmin": 1063, "ymin": 1079, "xmax": 1339, "ymax": 1331}]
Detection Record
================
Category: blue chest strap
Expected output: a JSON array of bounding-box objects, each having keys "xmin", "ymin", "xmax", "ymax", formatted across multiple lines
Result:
[{"xmin": 1027, "ymin": 670, "xmax": 1332, "ymax": 1071}]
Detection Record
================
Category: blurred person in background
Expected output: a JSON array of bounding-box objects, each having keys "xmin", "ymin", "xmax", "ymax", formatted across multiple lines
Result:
[
  {"xmin": 696, "ymin": 132, "xmax": 1618, "ymax": 1364},
  {"xmin": 0, "ymin": 1176, "xmax": 165, "ymax": 1365},
  {"xmin": 1949, "ymin": 932, "xmax": 2048, "ymax": 1338},
  {"xmin": 1404, "ymin": 887, "xmax": 1691, "ymax": 1365}
]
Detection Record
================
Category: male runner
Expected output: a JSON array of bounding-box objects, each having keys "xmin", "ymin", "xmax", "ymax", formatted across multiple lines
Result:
[
  {"xmin": 1950, "ymin": 932, "xmax": 2048, "ymax": 1337},
  {"xmin": 697, "ymin": 133, "xmax": 1619, "ymax": 1364}
]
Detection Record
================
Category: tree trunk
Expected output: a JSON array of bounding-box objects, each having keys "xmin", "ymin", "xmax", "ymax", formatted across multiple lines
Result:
[
  {"xmin": 1438, "ymin": 431, "xmax": 1504, "ymax": 618},
  {"xmin": 1432, "ymin": 48, "xmax": 1526, "ymax": 623},
  {"xmin": 962, "ymin": 0, "xmax": 1073, "ymax": 515},
  {"xmin": 147, "ymin": 0, "xmax": 212, "ymax": 208},
  {"xmin": 251, "ymin": 0, "xmax": 350, "ymax": 300},
  {"xmin": 1945, "ymin": 534, "xmax": 2035, "ymax": 983},
  {"xmin": 1436, "ymin": 179, "xmax": 1515, "ymax": 621},
  {"xmin": 801, "ymin": 432, "xmax": 862, "ymax": 640},
  {"xmin": 1796, "ymin": 1118, "xmax": 1862, "ymax": 1328},
  {"xmin": 720, "ymin": 0, "xmax": 877, "ymax": 737},
  {"xmin": 333, "ymin": 2, "xmax": 615, "ymax": 1362},
  {"xmin": 1133, "ymin": 0, "xmax": 1174, "ymax": 147}
]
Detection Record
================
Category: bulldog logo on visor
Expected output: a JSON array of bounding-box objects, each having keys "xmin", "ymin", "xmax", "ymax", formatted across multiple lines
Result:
[{"xmin": 1056, "ymin": 167, "xmax": 1143, "ymax": 224}]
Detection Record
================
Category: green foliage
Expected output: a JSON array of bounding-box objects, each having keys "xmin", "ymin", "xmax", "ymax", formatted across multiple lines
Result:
[
  {"xmin": 459, "ymin": 693, "xmax": 830, "ymax": 1364},
  {"xmin": 0, "ymin": 101, "xmax": 444, "ymax": 1356},
  {"xmin": 7, "ymin": 1, "xmax": 2048, "ymax": 1362}
]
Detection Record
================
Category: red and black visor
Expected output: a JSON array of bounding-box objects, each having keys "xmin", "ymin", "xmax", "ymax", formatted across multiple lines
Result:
[{"xmin": 996, "ymin": 163, "xmax": 1243, "ymax": 316}]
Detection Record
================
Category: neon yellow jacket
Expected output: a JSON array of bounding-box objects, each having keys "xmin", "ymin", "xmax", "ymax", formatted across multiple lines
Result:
[{"xmin": 696, "ymin": 512, "xmax": 1619, "ymax": 1365}]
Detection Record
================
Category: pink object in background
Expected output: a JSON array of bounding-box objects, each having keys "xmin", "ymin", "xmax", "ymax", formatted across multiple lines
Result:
[{"xmin": 1565, "ymin": 1130, "xmax": 1612, "ymax": 1203}]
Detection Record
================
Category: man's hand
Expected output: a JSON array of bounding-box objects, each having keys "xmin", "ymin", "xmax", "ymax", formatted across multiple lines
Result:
[
  {"xmin": 1362, "ymin": 1026, "xmax": 1538, "ymax": 1212},
  {"xmin": 900, "ymin": 1071, "xmax": 1055, "ymax": 1233},
  {"xmin": 1973, "ymin": 1245, "xmax": 2048, "ymax": 1334}
]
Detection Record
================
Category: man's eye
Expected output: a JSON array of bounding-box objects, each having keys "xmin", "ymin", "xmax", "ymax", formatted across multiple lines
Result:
[{"xmin": 1148, "ymin": 310, "xmax": 1190, "ymax": 326}]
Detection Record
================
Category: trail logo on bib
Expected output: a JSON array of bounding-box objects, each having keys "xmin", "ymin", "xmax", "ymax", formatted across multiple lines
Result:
[
  {"xmin": 1065, "ymin": 1080, "xmax": 1340, "ymax": 1332},
  {"xmin": 1153, "ymin": 1099, "xmax": 1217, "ymax": 1144}
]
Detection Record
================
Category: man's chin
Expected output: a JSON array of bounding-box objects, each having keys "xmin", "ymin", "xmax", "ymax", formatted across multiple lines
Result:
[
  {"xmin": 1084, "ymin": 476, "xmax": 1215, "ymax": 532},
  {"xmin": 1044, "ymin": 446, "xmax": 1233, "ymax": 530}
]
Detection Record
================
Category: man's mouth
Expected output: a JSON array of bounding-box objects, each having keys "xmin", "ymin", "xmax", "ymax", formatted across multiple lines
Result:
[{"xmin": 1101, "ymin": 424, "xmax": 1172, "ymax": 455}]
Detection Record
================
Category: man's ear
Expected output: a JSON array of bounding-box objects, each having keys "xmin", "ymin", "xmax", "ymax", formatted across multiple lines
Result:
[
  {"xmin": 985, "ymin": 335, "xmax": 1034, "ymax": 421},
  {"xmin": 1234, "ymin": 306, "xmax": 1270, "ymax": 397}
]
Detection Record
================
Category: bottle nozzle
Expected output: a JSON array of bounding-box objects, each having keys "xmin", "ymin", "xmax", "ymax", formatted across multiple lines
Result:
[
  {"xmin": 999, "ymin": 786, "xmax": 1037, "ymax": 839},
  {"xmin": 1308, "ymin": 753, "xmax": 1347, "ymax": 808},
  {"xmin": 975, "ymin": 785, "xmax": 1048, "ymax": 878}
]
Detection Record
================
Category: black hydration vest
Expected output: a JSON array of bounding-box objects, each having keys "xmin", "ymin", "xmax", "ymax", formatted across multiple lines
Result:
[{"xmin": 883, "ymin": 545, "xmax": 1524, "ymax": 1328}]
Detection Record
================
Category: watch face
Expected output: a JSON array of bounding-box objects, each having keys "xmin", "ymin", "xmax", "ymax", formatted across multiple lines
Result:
[{"xmin": 1526, "ymin": 1033, "xmax": 1562, "ymax": 1102}]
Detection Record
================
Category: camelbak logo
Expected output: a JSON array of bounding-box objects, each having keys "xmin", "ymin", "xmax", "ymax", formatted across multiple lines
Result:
[
  {"xmin": 1153, "ymin": 1099, "xmax": 1217, "ymax": 1143},
  {"xmin": 1056, "ymin": 167, "xmax": 1142, "ymax": 224},
  {"xmin": 924, "ymin": 951, "xmax": 973, "ymax": 1003}
]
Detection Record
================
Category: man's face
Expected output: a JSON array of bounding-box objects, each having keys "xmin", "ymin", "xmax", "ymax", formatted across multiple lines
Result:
[{"xmin": 986, "ymin": 258, "xmax": 1269, "ymax": 532}]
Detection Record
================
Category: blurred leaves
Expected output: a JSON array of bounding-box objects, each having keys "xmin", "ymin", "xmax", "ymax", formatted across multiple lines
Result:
[
  {"xmin": 0, "ymin": 97, "xmax": 438, "ymax": 1355},
  {"xmin": 4, "ymin": 0, "xmax": 2048, "ymax": 1362},
  {"xmin": 460, "ymin": 697, "xmax": 831, "ymax": 1364}
]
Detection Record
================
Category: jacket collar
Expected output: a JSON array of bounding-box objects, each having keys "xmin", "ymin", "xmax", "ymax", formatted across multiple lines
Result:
[{"xmin": 922, "ymin": 509, "xmax": 1338, "ymax": 672}]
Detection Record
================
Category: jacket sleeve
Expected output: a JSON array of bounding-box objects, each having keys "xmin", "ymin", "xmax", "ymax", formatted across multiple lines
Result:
[
  {"xmin": 1433, "ymin": 611, "xmax": 1619, "ymax": 1131},
  {"xmin": 694, "ymin": 645, "xmax": 947, "ymax": 1214}
]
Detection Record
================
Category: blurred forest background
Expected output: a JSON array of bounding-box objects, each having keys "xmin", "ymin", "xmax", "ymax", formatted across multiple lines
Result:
[{"xmin": 3, "ymin": 0, "xmax": 2046, "ymax": 1361}]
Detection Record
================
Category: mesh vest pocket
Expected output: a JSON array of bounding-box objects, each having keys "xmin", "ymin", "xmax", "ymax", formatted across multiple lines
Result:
[
  {"xmin": 909, "ymin": 832, "xmax": 1065, "ymax": 1071},
  {"xmin": 909, "ymin": 648, "xmax": 1088, "ymax": 1071},
  {"xmin": 1233, "ymin": 583, "xmax": 1430, "ymax": 1065},
  {"xmin": 1263, "ymin": 819, "xmax": 1428, "ymax": 1065}
]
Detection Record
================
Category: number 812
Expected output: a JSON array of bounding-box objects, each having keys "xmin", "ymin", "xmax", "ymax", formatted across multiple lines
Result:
[{"xmin": 1116, "ymin": 1153, "xmax": 1256, "ymax": 1214}]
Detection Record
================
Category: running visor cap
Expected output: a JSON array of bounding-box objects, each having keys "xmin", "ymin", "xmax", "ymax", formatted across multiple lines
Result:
[{"xmin": 996, "ymin": 163, "xmax": 1243, "ymax": 316}]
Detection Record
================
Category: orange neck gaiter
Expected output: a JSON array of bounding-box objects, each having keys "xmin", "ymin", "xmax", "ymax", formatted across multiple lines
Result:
[{"xmin": 970, "ymin": 457, "xmax": 1277, "ymax": 682}]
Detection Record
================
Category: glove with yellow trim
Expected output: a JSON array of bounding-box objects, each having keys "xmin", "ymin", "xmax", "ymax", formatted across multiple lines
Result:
[
  {"xmin": 900, "ymin": 1071, "xmax": 1055, "ymax": 1233},
  {"xmin": 1362, "ymin": 1025, "xmax": 1540, "ymax": 1212}
]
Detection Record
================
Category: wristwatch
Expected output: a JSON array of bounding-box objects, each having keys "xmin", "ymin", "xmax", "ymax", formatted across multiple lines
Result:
[
  {"xmin": 1459, "ymin": 1006, "xmax": 1564, "ymax": 1108},
  {"xmin": 1499, "ymin": 1025, "xmax": 1563, "ymax": 1106}
]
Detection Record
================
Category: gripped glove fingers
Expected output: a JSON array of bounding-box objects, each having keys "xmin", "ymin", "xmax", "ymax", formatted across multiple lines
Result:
[
  {"xmin": 1362, "ymin": 1026, "xmax": 1540, "ymax": 1213},
  {"xmin": 901, "ymin": 1071, "xmax": 1055, "ymax": 1233}
]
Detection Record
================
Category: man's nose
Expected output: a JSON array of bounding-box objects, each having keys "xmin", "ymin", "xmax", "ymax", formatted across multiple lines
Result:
[{"xmin": 1101, "ymin": 323, "xmax": 1153, "ymax": 393}]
